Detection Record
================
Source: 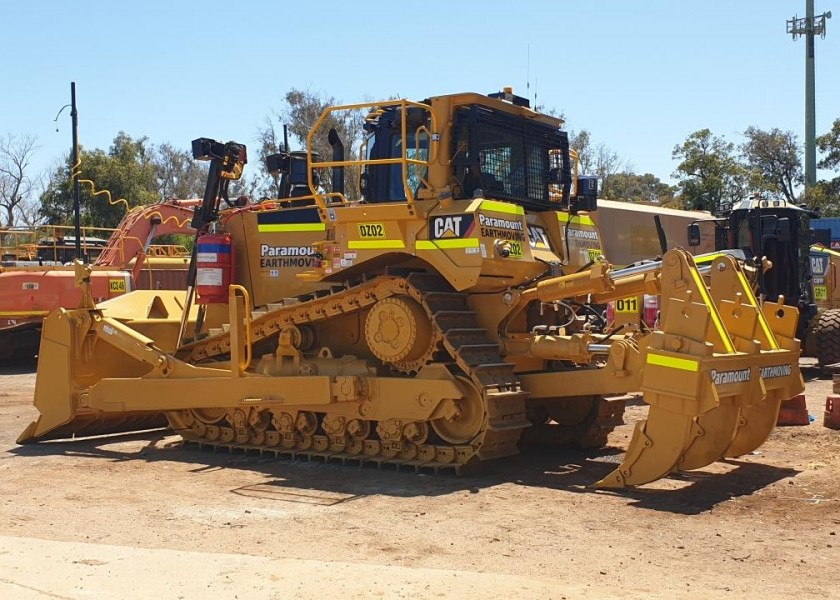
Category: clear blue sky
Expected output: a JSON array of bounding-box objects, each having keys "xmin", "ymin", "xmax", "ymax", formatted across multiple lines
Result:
[{"xmin": 4, "ymin": 0, "xmax": 838, "ymax": 190}]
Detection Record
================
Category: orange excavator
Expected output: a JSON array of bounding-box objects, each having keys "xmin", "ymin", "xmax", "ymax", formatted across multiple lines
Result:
[{"xmin": 0, "ymin": 199, "xmax": 197, "ymax": 361}]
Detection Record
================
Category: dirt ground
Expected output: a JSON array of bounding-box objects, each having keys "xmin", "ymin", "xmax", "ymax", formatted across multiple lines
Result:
[{"xmin": 1, "ymin": 362, "xmax": 838, "ymax": 600}]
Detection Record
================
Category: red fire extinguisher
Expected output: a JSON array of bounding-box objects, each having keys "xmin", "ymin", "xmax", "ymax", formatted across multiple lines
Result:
[{"xmin": 195, "ymin": 229, "xmax": 233, "ymax": 304}]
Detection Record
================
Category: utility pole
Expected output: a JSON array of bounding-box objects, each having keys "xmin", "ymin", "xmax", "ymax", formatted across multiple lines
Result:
[
  {"xmin": 70, "ymin": 82, "xmax": 81, "ymax": 258},
  {"xmin": 787, "ymin": 1, "xmax": 831, "ymax": 189}
]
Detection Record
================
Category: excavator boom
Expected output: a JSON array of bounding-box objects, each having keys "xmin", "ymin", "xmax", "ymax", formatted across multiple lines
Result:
[{"xmin": 0, "ymin": 199, "xmax": 196, "ymax": 362}]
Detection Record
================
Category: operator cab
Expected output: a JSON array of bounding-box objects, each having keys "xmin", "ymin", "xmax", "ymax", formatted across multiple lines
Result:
[
  {"xmin": 448, "ymin": 94, "xmax": 574, "ymax": 211},
  {"xmin": 689, "ymin": 196, "xmax": 816, "ymax": 325},
  {"xmin": 360, "ymin": 105, "xmax": 429, "ymax": 203},
  {"xmin": 722, "ymin": 197, "xmax": 813, "ymax": 306},
  {"xmin": 359, "ymin": 90, "xmax": 596, "ymax": 214}
]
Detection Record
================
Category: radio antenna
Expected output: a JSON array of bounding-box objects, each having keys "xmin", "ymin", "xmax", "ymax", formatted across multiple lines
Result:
[{"xmin": 526, "ymin": 45, "xmax": 530, "ymax": 104}]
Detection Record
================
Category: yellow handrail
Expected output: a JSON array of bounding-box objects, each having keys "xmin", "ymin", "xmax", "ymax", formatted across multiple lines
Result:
[
  {"xmin": 228, "ymin": 284, "xmax": 253, "ymax": 373},
  {"xmin": 305, "ymin": 99, "xmax": 438, "ymax": 216}
]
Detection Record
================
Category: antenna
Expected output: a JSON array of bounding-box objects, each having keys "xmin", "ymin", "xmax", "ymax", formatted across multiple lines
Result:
[
  {"xmin": 526, "ymin": 45, "xmax": 531, "ymax": 106},
  {"xmin": 787, "ymin": 0, "xmax": 831, "ymax": 188}
]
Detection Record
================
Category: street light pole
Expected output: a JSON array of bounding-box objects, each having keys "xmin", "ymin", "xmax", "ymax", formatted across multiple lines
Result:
[
  {"xmin": 70, "ymin": 82, "xmax": 81, "ymax": 258},
  {"xmin": 787, "ymin": 1, "xmax": 832, "ymax": 189}
]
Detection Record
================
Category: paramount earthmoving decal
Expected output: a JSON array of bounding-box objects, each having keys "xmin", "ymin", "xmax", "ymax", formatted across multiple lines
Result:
[
  {"xmin": 710, "ymin": 364, "xmax": 792, "ymax": 386},
  {"xmin": 760, "ymin": 364, "xmax": 792, "ymax": 379},
  {"xmin": 711, "ymin": 368, "xmax": 751, "ymax": 385},
  {"xmin": 564, "ymin": 224, "xmax": 602, "ymax": 262},
  {"xmin": 478, "ymin": 214, "xmax": 525, "ymax": 241},
  {"xmin": 260, "ymin": 244, "xmax": 317, "ymax": 269}
]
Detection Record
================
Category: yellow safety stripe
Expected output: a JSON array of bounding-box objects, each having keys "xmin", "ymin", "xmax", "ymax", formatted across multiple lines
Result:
[
  {"xmin": 257, "ymin": 223, "xmax": 326, "ymax": 233},
  {"xmin": 688, "ymin": 267, "xmax": 736, "ymax": 354},
  {"xmin": 557, "ymin": 212, "xmax": 595, "ymax": 226},
  {"xmin": 736, "ymin": 270, "xmax": 780, "ymax": 350},
  {"xmin": 348, "ymin": 240, "xmax": 406, "ymax": 250},
  {"xmin": 812, "ymin": 245, "xmax": 840, "ymax": 258},
  {"xmin": 417, "ymin": 238, "xmax": 479, "ymax": 250},
  {"xmin": 478, "ymin": 200, "xmax": 525, "ymax": 215},
  {"xmin": 646, "ymin": 352, "xmax": 699, "ymax": 372},
  {"xmin": 0, "ymin": 311, "xmax": 50, "ymax": 317},
  {"xmin": 694, "ymin": 252, "xmax": 725, "ymax": 264}
]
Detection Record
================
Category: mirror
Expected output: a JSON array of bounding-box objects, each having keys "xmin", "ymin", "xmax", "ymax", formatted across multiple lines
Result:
[
  {"xmin": 776, "ymin": 217, "xmax": 792, "ymax": 243},
  {"xmin": 570, "ymin": 195, "xmax": 597, "ymax": 214},
  {"xmin": 687, "ymin": 223, "xmax": 701, "ymax": 247},
  {"xmin": 759, "ymin": 215, "xmax": 778, "ymax": 238}
]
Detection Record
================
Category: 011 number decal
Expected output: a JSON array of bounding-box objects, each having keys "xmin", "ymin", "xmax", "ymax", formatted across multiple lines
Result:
[{"xmin": 615, "ymin": 296, "xmax": 639, "ymax": 313}]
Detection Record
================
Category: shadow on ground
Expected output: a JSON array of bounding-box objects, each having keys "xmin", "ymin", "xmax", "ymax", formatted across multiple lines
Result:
[
  {"xmin": 0, "ymin": 358, "xmax": 37, "ymax": 376},
  {"xmin": 7, "ymin": 428, "xmax": 799, "ymax": 513}
]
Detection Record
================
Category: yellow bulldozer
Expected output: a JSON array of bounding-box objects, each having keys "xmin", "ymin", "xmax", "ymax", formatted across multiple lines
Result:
[{"xmin": 19, "ymin": 88, "xmax": 803, "ymax": 488}]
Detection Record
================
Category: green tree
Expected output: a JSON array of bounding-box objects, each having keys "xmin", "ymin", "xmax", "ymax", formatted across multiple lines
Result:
[
  {"xmin": 672, "ymin": 129, "xmax": 748, "ymax": 213},
  {"xmin": 812, "ymin": 118, "xmax": 840, "ymax": 215},
  {"xmin": 40, "ymin": 133, "xmax": 158, "ymax": 228},
  {"xmin": 255, "ymin": 89, "xmax": 367, "ymax": 199},
  {"xmin": 568, "ymin": 129, "xmax": 626, "ymax": 196},
  {"xmin": 740, "ymin": 126, "xmax": 802, "ymax": 202},
  {"xmin": 817, "ymin": 118, "xmax": 840, "ymax": 171},
  {"xmin": 569, "ymin": 129, "xmax": 593, "ymax": 174},
  {"xmin": 153, "ymin": 142, "xmax": 207, "ymax": 200},
  {"xmin": 604, "ymin": 172, "xmax": 675, "ymax": 204}
]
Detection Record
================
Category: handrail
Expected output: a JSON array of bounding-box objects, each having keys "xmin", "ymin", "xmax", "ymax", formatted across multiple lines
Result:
[
  {"xmin": 228, "ymin": 284, "xmax": 253, "ymax": 373},
  {"xmin": 305, "ymin": 99, "xmax": 438, "ymax": 216},
  {"xmin": 0, "ymin": 224, "xmax": 116, "ymax": 262}
]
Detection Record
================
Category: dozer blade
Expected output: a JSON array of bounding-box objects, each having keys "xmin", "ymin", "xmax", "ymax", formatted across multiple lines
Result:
[
  {"xmin": 17, "ymin": 308, "xmax": 168, "ymax": 444},
  {"xmin": 596, "ymin": 250, "xmax": 801, "ymax": 489}
]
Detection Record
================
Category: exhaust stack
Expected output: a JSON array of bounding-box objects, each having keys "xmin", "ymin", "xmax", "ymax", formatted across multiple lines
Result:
[{"xmin": 328, "ymin": 128, "xmax": 344, "ymax": 197}]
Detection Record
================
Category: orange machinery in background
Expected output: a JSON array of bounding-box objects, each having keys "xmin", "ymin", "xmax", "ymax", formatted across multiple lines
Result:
[{"xmin": 0, "ymin": 199, "xmax": 197, "ymax": 361}]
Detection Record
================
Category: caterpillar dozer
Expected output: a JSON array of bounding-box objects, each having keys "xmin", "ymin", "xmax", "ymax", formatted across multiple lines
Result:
[{"xmin": 18, "ymin": 89, "xmax": 803, "ymax": 488}]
